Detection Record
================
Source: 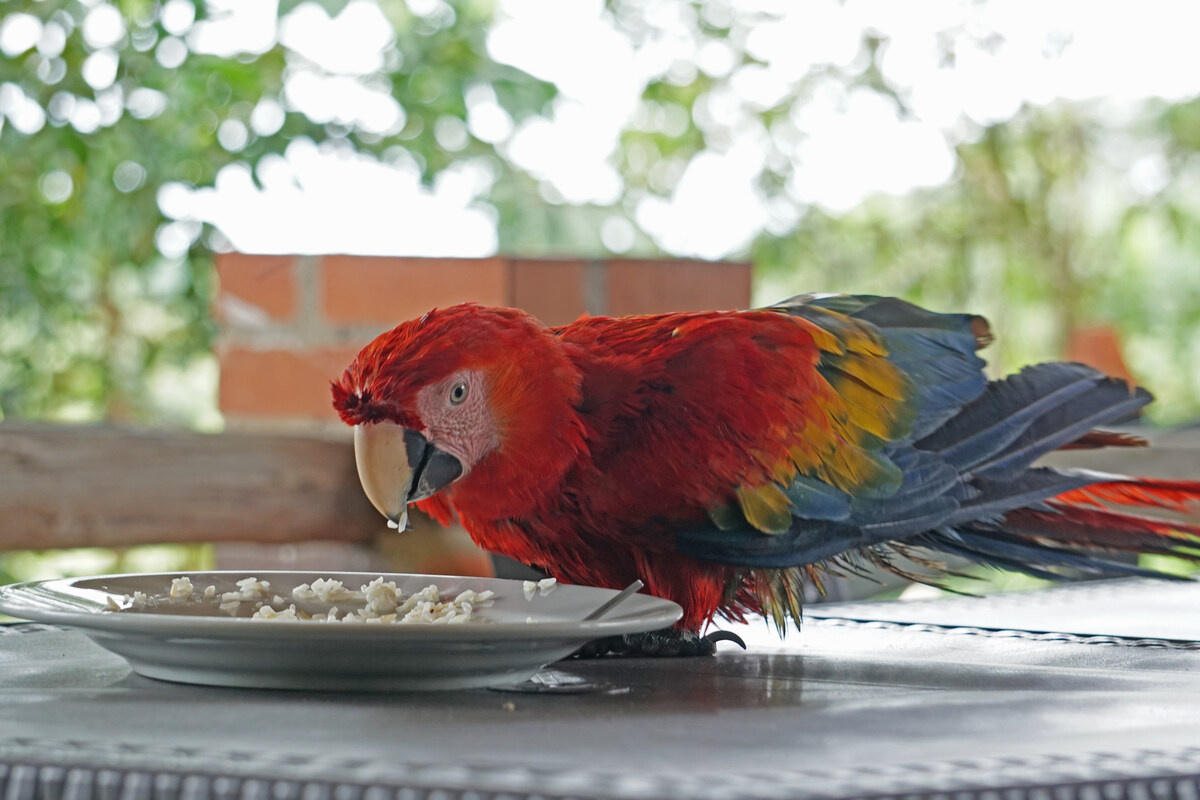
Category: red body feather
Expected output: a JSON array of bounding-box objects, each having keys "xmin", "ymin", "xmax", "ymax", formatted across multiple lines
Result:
[
  {"xmin": 332, "ymin": 301, "xmax": 1200, "ymax": 633},
  {"xmin": 427, "ymin": 308, "xmax": 837, "ymax": 629}
]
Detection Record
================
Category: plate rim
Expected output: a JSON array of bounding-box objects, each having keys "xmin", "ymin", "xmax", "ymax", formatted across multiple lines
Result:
[{"xmin": 0, "ymin": 569, "xmax": 683, "ymax": 641}]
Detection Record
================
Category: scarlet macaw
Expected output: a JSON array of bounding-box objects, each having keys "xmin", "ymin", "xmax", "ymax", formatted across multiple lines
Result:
[{"xmin": 332, "ymin": 295, "xmax": 1200, "ymax": 655}]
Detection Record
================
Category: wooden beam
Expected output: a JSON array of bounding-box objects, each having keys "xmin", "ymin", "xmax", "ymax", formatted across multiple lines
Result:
[
  {"xmin": 0, "ymin": 423, "xmax": 381, "ymax": 551},
  {"xmin": 4, "ymin": 422, "xmax": 1195, "ymax": 555}
]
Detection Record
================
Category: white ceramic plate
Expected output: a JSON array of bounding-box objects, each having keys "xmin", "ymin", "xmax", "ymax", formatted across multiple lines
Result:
[{"xmin": 0, "ymin": 571, "xmax": 682, "ymax": 691}]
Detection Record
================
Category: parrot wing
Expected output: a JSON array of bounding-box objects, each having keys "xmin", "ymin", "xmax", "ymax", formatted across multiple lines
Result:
[
  {"xmin": 556, "ymin": 299, "xmax": 942, "ymax": 538},
  {"xmin": 672, "ymin": 296, "xmax": 1200, "ymax": 609}
]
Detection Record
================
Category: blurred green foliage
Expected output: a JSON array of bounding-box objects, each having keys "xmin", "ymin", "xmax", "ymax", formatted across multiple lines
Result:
[
  {"xmin": 0, "ymin": 0, "xmax": 556, "ymax": 424},
  {"xmin": 3, "ymin": 0, "xmax": 1199, "ymax": 426},
  {"xmin": 752, "ymin": 102, "xmax": 1200, "ymax": 423},
  {"xmin": 0, "ymin": 543, "xmax": 214, "ymax": 587},
  {"xmin": 2, "ymin": 0, "xmax": 1199, "ymax": 593},
  {"xmin": 0, "ymin": 542, "xmax": 214, "ymax": 619},
  {"xmin": 615, "ymin": 0, "xmax": 1200, "ymax": 423}
]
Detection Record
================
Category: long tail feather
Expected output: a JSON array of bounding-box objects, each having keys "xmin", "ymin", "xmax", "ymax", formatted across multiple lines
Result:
[
  {"xmin": 910, "ymin": 477, "xmax": 1200, "ymax": 583},
  {"xmin": 922, "ymin": 526, "xmax": 1189, "ymax": 581},
  {"xmin": 1055, "ymin": 477, "xmax": 1200, "ymax": 514},
  {"xmin": 1004, "ymin": 505, "xmax": 1200, "ymax": 552},
  {"xmin": 1059, "ymin": 431, "xmax": 1148, "ymax": 450}
]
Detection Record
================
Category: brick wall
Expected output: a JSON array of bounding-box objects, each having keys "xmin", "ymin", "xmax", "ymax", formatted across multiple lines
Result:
[{"xmin": 215, "ymin": 254, "xmax": 753, "ymax": 428}]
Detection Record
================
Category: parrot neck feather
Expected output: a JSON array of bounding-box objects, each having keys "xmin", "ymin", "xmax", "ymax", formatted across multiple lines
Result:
[{"xmin": 447, "ymin": 328, "xmax": 590, "ymax": 522}]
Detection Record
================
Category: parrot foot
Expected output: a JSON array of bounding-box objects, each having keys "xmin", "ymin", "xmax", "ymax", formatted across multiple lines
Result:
[{"xmin": 570, "ymin": 628, "xmax": 747, "ymax": 659}]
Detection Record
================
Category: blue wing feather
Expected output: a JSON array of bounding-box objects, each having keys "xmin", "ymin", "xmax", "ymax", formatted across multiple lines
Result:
[
  {"xmin": 782, "ymin": 475, "xmax": 851, "ymax": 521},
  {"xmin": 675, "ymin": 296, "xmax": 1169, "ymax": 582}
]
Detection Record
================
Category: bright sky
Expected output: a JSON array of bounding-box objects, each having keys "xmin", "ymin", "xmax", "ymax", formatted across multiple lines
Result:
[{"xmin": 132, "ymin": 0, "xmax": 1200, "ymax": 259}]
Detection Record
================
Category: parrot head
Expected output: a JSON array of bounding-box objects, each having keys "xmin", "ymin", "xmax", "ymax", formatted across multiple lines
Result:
[{"xmin": 331, "ymin": 303, "xmax": 586, "ymax": 528}]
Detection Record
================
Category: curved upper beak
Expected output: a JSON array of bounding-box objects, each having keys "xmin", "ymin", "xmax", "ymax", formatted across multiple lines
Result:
[{"xmin": 353, "ymin": 422, "xmax": 463, "ymax": 530}]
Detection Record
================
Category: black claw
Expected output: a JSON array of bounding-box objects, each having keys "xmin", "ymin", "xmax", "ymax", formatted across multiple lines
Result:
[
  {"xmin": 704, "ymin": 630, "xmax": 747, "ymax": 650},
  {"xmin": 569, "ymin": 627, "xmax": 746, "ymax": 659}
]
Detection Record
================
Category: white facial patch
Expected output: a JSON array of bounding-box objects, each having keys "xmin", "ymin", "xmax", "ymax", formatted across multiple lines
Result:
[{"xmin": 414, "ymin": 369, "xmax": 499, "ymax": 475}]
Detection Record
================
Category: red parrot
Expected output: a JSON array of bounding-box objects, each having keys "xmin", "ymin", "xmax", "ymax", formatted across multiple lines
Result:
[{"xmin": 332, "ymin": 295, "xmax": 1200, "ymax": 655}]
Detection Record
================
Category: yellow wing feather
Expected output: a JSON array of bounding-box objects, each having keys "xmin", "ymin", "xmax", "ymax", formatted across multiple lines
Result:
[{"xmin": 731, "ymin": 303, "xmax": 913, "ymax": 534}]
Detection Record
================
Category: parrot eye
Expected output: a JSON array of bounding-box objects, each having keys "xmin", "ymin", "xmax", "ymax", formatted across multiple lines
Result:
[{"xmin": 449, "ymin": 381, "xmax": 468, "ymax": 405}]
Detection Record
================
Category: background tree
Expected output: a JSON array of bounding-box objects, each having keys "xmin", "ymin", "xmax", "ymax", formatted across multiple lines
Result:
[
  {"xmin": 2, "ymin": 0, "xmax": 1199, "ymax": 429},
  {"xmin": 0, "ymin": 0, "xmax": 555, "ymax": 423}
]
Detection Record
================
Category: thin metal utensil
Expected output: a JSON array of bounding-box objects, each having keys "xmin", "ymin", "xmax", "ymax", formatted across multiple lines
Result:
[{"xmin": 582, "ymin": 579, "xmax": 644, "ymax": 621}]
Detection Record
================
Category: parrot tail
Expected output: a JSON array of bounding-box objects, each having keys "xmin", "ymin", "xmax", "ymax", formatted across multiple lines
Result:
[
  {"xmin": 914, "ymin": 477, "xmax": 1200, "ymax": 582},
  {"xmin": 681, "ymin": 298, "xmax": 1200, "ymax": 632}
]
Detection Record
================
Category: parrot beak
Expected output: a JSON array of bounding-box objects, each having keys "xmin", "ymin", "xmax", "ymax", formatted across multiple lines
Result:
[{"xmin": 353, "ymin": 422, "xmax": 463, "ymax": 531}]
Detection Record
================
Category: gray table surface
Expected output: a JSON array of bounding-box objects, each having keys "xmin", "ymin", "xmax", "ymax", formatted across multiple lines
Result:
[{"xmin": 4, "ymin": 578, "xmax": 1200, "ymax": 800}]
